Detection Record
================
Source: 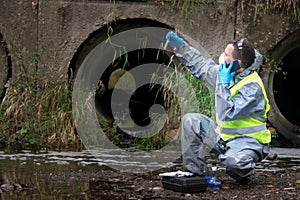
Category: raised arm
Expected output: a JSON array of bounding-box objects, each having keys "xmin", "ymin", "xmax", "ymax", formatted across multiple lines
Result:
[{"xmin": 166, "ymin": 31, "xmax": 219, "ymax": 88}]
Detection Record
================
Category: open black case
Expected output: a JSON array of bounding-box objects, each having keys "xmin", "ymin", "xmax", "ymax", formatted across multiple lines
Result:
[{"xmin": 161, "ymin": 175, "xmax": 207, "ymax": 193}]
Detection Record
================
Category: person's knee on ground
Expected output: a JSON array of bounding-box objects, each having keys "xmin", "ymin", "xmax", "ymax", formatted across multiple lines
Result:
[
  {"xmin": 223, "ymin": 153, "xmax": 256, "ymax": 182},
  {"xmin": 220, "ymin": 136, "xmax": 265, "ymax": 182}
]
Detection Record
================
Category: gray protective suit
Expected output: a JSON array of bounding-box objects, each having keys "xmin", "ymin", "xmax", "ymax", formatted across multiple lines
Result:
[{"xmin": 174, "ymin": 41, "xmax": 270, "ymax": 182}]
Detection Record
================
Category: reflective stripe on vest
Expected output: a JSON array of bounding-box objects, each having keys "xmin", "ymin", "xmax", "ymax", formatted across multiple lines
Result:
[{"xmin": 216, "ymin": 71, "xmax": 271, "ymax": 144}]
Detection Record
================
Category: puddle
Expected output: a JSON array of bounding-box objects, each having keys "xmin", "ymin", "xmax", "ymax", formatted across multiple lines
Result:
[
  {"xmin": 257, "ymin": 147, "xmax": 300, "ymax": 173},
  {"xmin": 0, "ymin": 147, "xmax": 299, "ymax": 199}
]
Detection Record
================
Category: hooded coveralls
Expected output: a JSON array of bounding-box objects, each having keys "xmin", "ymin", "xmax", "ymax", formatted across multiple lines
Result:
[{"xmin": 174, "ymin": 41, "xmax": 271, "ymax": 182}]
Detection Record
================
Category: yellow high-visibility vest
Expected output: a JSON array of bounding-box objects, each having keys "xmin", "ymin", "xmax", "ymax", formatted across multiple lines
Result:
[{"xmin": 216, "ymin": 71, "xmax": 271, "ymax": 144}]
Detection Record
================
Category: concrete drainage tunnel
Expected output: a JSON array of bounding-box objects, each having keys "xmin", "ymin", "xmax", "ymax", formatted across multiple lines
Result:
[{"xmin": 70, "ymin": 19, "xmax": 300, "ymax": 147}]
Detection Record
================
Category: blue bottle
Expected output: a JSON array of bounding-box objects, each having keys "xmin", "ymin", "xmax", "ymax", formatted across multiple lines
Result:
[{"xmin": 208, "ymin": 163, "xmax": 221, "ymax": 190}]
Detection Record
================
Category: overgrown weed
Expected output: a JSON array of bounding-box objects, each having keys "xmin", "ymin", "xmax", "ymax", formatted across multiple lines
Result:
[{"xmin": 0, "ymin": 46, "xmax": 80, "ymax": 152}]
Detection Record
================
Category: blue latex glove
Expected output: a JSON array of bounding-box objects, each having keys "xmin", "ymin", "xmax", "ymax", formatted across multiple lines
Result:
[
  {"xmin": 218, "ymin": 61, "xmax": 236, "ymax": 85},
  {"xmin": 165, "ymin": 31, "xmax": 184, "ymax": 48}
]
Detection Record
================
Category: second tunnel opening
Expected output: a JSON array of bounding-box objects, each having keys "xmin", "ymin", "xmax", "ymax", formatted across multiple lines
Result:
[{"xmin": 273, "ymin": 47, "xmax": 300, "ymax": 126}]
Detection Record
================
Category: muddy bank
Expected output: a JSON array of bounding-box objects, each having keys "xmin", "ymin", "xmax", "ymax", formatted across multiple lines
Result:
[{"xmin": 45, "ymin": 166, "xmax": 300, "ymax": 200}]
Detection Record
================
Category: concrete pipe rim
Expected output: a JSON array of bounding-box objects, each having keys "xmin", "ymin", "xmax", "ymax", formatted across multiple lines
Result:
[{"xmin": 262, "ymin": 28, "xmax": 300, "ymax": 147}]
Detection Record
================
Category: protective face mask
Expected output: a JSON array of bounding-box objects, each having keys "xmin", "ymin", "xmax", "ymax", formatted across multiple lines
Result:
[{"xmin": 218, "ymin": 52, "xmax": 225, "ymax": 65}]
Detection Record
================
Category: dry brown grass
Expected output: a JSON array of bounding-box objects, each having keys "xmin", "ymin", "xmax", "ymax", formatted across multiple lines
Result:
[{"xmin": 0, "ymin": 71, "xmax": 80, "ymax": 151}]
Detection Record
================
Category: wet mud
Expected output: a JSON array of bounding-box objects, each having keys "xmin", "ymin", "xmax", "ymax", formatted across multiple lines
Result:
[{"xmin": 86, "ymin": 167, "xmax": 299, "ymax": 200}]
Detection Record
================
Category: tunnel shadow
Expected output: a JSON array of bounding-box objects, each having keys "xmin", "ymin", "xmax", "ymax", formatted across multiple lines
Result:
[
  {"xmin": 95, "ymin": 48, "xmax": 180, "ymax": 150},
  {"xmin": 273, "ymin": 47, "xmax": 300, "ymax": 126}
]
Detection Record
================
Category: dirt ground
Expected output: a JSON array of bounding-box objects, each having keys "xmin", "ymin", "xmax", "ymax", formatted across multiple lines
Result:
[{"xmin": 84, "ymin": 166, "xmax": 300, "ymax": 200}]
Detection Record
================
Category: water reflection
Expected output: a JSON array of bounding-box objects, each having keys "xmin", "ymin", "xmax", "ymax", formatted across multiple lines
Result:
[
  {"xmin": 0, "ymin": 147, "xmax": 299, "ymax": 199},
  {"xmin": 0, "ymin": 155, "xmax": 91, "ymax": 199},
  {"xmin": 257, "ymin": 147, "xmax": 300, "ymax": 173}
]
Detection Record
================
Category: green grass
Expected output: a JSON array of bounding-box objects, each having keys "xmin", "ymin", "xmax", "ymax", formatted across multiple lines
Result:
[
  {"xmin": 168, "ymin": 0, "xmax": 299, "ymax": 22},
  {"xmin": 0, "ymin": 46, "xmax": 80, "ymax": 152}
]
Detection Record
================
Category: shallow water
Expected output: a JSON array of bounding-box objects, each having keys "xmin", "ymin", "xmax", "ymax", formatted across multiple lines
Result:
[
  {"xmin": 0, "ymin": 147, "xmax": 299, "ymax": 199},
  {"xmin": 257, "ymin": 147, "xmax": 300, "ymax": 172}
]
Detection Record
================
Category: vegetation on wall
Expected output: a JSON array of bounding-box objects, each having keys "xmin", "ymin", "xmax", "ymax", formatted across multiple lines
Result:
[
  {"xmin": 169, "ymin": 0, "xmax": 216, "ymax": 19},
  {"xmin": 245, "ymin": 0, "xmax": 300, "ymax": 22},
  {"xmin": 167, "ymin": 0, "xmax": 299, "ymax": 22}
]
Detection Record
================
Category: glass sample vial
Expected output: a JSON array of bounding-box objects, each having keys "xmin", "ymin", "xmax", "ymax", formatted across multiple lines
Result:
[
  {"xmin": 208, "ymin": 163, "xmax": 221, "ymax": 190},
  {"xmin": 205, "ymin": 164, "xmax": 212, "ymax": 183}
]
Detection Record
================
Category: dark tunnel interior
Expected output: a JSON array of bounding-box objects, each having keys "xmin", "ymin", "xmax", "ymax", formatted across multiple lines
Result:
[
  {"xmin": 95, "ymin": 48, "xmax": 176, "ymax": 129},
  {"xmin": 273, "ymin": 46, "xmax": 300, "ymax": 126}
]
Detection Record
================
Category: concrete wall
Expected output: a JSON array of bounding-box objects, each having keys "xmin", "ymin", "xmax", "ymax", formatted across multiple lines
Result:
[
  {"xmin": 0, "ymin": 1, "xmax": 233, "ymax": 77},
  {"xmin": 0, "ymin": 1, "xmax": 298, "ymax": 77}
]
